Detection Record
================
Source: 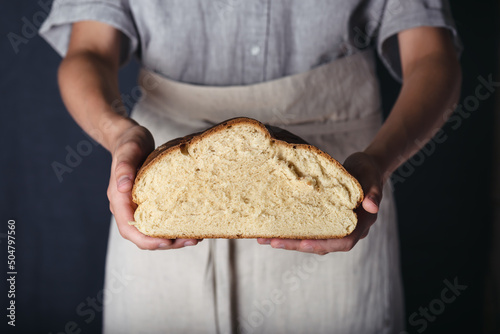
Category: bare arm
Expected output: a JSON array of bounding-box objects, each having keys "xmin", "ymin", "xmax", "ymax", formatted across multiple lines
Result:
[
  {"xmin": 59, "ymin": 21, "xmax": 130, "ymax": 151},
  {"xmin": 59, "ymin": 21, "xmax": 201, "ymax": 250},
  {"xmin": 365, "ymin": 26, "xmax": 461, "ymax": 184},
  {"xmin": 259, "ymin": 27, "xmax": 461, "ymax": 254}
]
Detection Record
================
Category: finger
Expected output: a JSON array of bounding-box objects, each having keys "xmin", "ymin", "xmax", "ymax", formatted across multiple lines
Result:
[
  {"xmin": 257, "ymin": 238, "xmax": 271, "ymax": 245},
  {"xmin": 269, "ymin": 239, "xmax": 326, "ymax": 255},
  {"xmin": 298, "ymin": 240, "xmax": 324, "ymax": 254},
  {"xmin": 168, "ymin": 238, "xmax": 201, "ymax": 249},
  {"xmin": 270, "ymin": 238, "xmax": 301, "ymax": 251},
  {"xmin": 279, "ymin": 239, "xmax": 338, "ymax": 255},
  {"xmin": 300, "ymin": 238, "xmax": 355, "ymax": 253}
]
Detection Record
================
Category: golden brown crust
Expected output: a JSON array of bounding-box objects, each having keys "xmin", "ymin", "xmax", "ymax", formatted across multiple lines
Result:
[{"xmin": 132, "ymin": 117, "xmax": 364, "ymax": 223}]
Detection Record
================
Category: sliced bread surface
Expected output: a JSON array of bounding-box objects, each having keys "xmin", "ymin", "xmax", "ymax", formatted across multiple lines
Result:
[{"xmin": 132, "ymin": 117, "xmax": 363, "ymax": 239}]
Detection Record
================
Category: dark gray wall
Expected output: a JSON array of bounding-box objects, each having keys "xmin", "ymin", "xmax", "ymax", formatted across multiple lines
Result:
[
  {"xmin": 0, "ymin": 1, "xmax": 497, "ymax": 333},
  {"xmin": 380, "ymin": 2, "xmax": 498, "ymax": 333},
  {"xmin": 1, "ymin": 1, "xmax": 139, "ymax": 333}
]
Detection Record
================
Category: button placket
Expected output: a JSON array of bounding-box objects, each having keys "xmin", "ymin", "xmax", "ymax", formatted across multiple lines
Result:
[
  {"xmin": 242, "ymin": 0, "xmax": 269, "ymax": 84},
  {"xmin": 250, "ymin": 45, "xmax": 261, "ymax": 56}
]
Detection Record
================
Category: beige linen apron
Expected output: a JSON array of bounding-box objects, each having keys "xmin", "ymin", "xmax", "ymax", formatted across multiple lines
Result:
[{"xmin": 103, "ymin": 50, "xmax": 405, "ymax": 334}]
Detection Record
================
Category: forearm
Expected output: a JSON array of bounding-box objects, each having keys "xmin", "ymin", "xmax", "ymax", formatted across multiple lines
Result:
[
  {"xmin": 58, "ymin": 52, "xmax": 135, "ymax": 152},
  {"xmin": 365, "ymin": 53, "xmax": 461, "ymax": 181}
]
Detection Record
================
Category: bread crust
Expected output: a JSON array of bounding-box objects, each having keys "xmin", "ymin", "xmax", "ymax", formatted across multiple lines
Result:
[
  {"xmin": 132, "ymin": 117, "xmax": 364, "ymax": 238},
  {"xmin": 136, "ymin": 232, "xmax": 351, "ymax": 240}
]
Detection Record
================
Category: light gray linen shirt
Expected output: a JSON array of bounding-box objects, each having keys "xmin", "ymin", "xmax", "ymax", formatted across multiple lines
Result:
[{"xmin": 40, "ymin": 0, "xmax": 461, "ymax": 85}]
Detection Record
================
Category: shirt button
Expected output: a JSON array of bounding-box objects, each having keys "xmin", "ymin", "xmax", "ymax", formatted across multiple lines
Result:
[{"xmin": 250, "ymin": 46, "xmax": 260, "ymax": 56}]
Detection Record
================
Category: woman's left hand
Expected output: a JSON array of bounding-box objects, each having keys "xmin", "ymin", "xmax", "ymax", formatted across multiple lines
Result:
[{"xmin": 257, "ymin": 151, "xmax": 384, "ymax": 255}]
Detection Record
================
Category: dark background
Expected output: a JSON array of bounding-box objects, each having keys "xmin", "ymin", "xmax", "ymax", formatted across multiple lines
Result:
[{"xmin": 0, "ymin": 1, "xmax": 498, "ymax": 333}]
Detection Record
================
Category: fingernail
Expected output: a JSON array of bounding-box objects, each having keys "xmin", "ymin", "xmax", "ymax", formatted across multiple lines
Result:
[
  {"xmin": 118, "ymin": 176, "xmax": 131, "ymax": 187},
  {"xmin": 274, "ymin": 243, "xmax": 285, "ymax": 249},
  {"xmin": 158, "ymin": 243, "xmax": 169, "ymax": 249},
  {"xmin": 184, "ymin": 241, "xmax": 196, "ymax": 247},
  {"xmin": 368, "ymin": 195, "xmax": 379, "ymax": 206},
  {"xmin": 260, "ymin": 239, "xmax": 271, "ymax": 245}
]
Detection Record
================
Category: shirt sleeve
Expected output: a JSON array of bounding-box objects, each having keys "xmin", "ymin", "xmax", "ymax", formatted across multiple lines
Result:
[
  {"xmin": 377, "ymin": 0, "xmax": 462, "ymax": 82},
  {"xmin": 38, "ymin": 0, "xmax": 138, "ymax": 64}
]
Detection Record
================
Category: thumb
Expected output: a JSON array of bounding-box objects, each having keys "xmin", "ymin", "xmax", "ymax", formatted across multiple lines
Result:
[
  {"xmin": 343, "ymin": 152, "xmax": 384, "ymax": 215},
  {"xmin": 355, "ymin": 165, "xmax": 383, "ymax": 214},
  {"xmin": 115, "ymin": 160, "xmax": 136, "ymax": 193},
  {"xmin": 114, "ymin": 142, "xmax": 147, "ymax": 193},
  {"xmin": 362, "ymin": 183, "xmax": 382, "ymax": 214}
]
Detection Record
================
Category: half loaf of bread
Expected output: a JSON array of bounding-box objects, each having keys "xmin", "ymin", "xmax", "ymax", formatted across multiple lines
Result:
[{"xmin": 131, "ymin": 117, "xmax": 363, "ymax": 239}]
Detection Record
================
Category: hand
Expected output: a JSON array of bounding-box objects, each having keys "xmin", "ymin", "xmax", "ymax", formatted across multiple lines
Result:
[
  {"xmin": 257, "ymin": 151, "xmax": 383, "ymax": 255},
  {"xmin": 107, "ymin": 122, "xmax": 202, "ymax": 250}
]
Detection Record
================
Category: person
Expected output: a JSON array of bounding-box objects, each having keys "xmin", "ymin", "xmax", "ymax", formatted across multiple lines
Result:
[{"xmin": 39, "ymin": 1, "xmax": 461, "ymax": 333}]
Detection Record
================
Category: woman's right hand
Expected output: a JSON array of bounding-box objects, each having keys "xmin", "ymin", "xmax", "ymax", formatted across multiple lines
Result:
[
  {"xmin": 107, "ymin": 121, "xmax": 202, "ymax": 250},
  {"xmin": 60, "ymin": 22, "xmax": 201, "ymax": 250}
]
